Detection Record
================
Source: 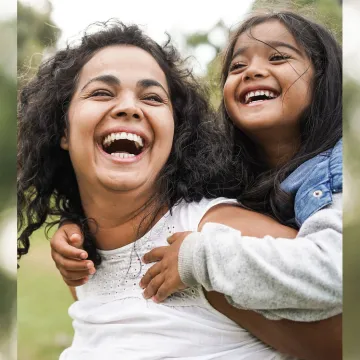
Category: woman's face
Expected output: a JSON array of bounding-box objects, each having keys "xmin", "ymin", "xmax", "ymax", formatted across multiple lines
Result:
[
  {"xmin": 223, "ymin": 20, "xmax": 314, "ymax": 142},
  {"xmin": 61, "ymin": 45, "xmax": 174, "ymax": 196}
]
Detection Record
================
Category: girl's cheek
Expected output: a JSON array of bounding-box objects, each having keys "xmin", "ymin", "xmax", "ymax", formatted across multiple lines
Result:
[
  {"xmin": 223, "ymin": 75, "xmax": 238, "ymax": 99},
  {"xmin": 223, "ymin": 82, "xmax": 231, "ymax": 102}
]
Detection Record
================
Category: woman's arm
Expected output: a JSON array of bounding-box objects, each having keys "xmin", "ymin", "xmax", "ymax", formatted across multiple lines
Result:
[
  {"xmin": 178, "ymin": 193, "xmax": 342, "ymax": 321},
  {"xmin": 193, "ymin": 200, "xmax": 342, "ymax": 359},
  {"xmin": 205, "ymin": 291, "xmax": 341, "ymax": 360}
]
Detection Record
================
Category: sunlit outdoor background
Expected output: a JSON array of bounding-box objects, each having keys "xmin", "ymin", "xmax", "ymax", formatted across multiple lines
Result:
[
  {"xmin": 0, "ymin": 0, "xmax": 16, "ymax": 359},
  {"xmin": 15, "ymin": 0, "xmax": 358, "ymax": 359},
  {"xmin": 343, "ymin": 1, "xmax": 360, "ymax": 359}
]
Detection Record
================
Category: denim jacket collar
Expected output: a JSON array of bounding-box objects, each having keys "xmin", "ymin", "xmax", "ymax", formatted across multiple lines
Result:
[{"xmin": 281, "ymin": 139, "xmax": 342, "ymax": 227}]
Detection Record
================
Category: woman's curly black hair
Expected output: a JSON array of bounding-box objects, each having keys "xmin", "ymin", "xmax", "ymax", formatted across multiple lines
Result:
[
  {"xmin": 220, "ymin": 11, "xmax": 342, "ymax": 225},
  {"xmin": 18, "ymin": 20, "xmax": 237, "ymax": 264}
]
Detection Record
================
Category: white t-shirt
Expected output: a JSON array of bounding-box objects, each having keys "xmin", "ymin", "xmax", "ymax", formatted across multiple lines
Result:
[{"xmin": 60, "ymin": 198, "xmax": 293, "ymax": 360}]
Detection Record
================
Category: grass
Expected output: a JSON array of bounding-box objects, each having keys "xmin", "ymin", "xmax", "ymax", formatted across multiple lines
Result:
[{"xmin": 18, "ymin": 229, "xmax": 74, "ymax": 360}]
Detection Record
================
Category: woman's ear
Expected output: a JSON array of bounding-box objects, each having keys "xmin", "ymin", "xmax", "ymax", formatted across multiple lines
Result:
[{"xmin": 60, "ymin": 129, "xmax": 69, "ymax": 150}]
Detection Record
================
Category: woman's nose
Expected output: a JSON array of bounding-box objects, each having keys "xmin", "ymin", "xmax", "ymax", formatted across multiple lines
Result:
[{"xmin": 110, "ymin": 94, "xmax": 143, "ymax": 120}]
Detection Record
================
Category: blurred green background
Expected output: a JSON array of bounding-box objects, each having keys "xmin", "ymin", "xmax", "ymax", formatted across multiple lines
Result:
[
  {"xmin": 16, "ymin": 0, "xmax": 359, "ymax": 359},
  {"xmin": 17, "ymin": 3, "xmax": 75, "ymax": 359},
  {"xmin": 0, "ymin": 1, "xmax": 16, "ymax": 358}
]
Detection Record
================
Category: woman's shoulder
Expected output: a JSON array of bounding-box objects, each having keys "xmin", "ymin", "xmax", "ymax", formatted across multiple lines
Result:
[
  {"xmin": 169, "ymin": 197, "xmax": 238, "ymax": 232},
  {"xmin": 198, "ymin": 202, "xmax": 298, "ymax": 238}
]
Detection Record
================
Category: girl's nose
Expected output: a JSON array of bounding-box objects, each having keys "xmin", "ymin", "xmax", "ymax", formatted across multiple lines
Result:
[{"xmin": 243, "ymin": 60, "xmax": 270, "ymax": 81}]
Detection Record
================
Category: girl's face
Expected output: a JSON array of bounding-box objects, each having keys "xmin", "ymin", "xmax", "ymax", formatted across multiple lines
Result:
[
  {"xmin": 61, "ymin": 45, "xmax": 174, "ymax": 196},
  {"xmin": 224, "ymin": 20, "xmax": 314, "ymax": 142}
]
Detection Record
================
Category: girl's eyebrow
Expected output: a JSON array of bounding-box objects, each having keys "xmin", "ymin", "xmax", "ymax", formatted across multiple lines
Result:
[
  {"xmin": 80, "ymin": 75, "xmax": 169, "ymax": 97},
  {"xmin": 232, "ymin": 40, "xmax": 304, "ymax": 60}
]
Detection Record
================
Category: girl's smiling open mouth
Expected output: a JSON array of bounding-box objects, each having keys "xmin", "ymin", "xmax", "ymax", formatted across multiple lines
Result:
[{"xmin": 239, "ymin": 87, "xmax": 280, "ymax": 105}]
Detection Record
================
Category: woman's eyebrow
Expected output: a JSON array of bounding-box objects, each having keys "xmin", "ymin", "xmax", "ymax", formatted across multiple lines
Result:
[
  {"xmin": 80, "ymin": 74, "xmax": 120, "ymax": 92},
  {"xmin": 80, "ymin": 76, "xmax": 169, "ymax": 97},
  {"xmin": 137, "ymin": 79, "xmax": 169, "ymax": 98},
  {"xmin": 232, "ymin": 40, "xmax": 303, "ymax": 60}
]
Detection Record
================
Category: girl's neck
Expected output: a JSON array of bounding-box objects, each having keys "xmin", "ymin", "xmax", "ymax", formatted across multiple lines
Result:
[
  {"xmin": 251, "ymin": 130, "xmax": 301, "ymax": 169},
  {"xmin": 79, "ymin": 187, "xmax": 166, "ymax": 250}
]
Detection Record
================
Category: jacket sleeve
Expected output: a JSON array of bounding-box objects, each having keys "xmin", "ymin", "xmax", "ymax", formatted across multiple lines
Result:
[{"xmin": 178, "ymin": 193, "xmax": 342, "ymax": 321}]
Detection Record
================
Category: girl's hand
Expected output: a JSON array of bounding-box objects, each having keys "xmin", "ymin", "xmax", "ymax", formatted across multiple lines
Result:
[
  {"xmin": 50, "ymin": 223, "xmax": 95, "ymax": 286},
  {"xmin": 140, "ymin": 231, "xmax": 192, "ymax": 302}
]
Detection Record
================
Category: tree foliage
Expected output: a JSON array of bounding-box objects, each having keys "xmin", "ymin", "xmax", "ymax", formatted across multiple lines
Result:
[
  {"xmin": 18, "ymin": 0, "xmax": 61, "ymax": 84},
  {"xmin": 252, "ymin": 0, "xmax": 341, "ymax": 42}
]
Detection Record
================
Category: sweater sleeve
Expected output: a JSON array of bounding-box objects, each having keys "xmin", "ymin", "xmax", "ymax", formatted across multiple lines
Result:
[{"xmin": 178, "ymin": 193, "xmax": 342, "ymax": 322}]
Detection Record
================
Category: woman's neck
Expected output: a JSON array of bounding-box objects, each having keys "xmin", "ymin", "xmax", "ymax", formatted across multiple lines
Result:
[{"xmin": 79, "ymin": 187, "xmax": 166, "ymax": 250}]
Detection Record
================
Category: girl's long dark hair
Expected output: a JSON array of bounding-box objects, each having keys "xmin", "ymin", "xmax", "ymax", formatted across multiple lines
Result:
[
  {"xmin": 18, "ymin": 21, "xmax": 237, "ymax": 264},
  {"xmin": 220, "ymin": 11, "xmax": 342, "ymax": 225}
]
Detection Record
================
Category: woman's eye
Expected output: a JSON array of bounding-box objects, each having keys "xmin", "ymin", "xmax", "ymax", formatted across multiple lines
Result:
[
  {"xmin": 270, "ymin": 54, "xmax": 290, "ymax": 61},
  {"xmin": 91, "ymin": 90, "xmax": 112, "ymax": 97},
  {"xmin": 143, "ymin": 95, "xmax": 163, "ymax": 103},
  {"xmin": 229, "ymin": 62, "xmax": 246, "ymax": 72}
]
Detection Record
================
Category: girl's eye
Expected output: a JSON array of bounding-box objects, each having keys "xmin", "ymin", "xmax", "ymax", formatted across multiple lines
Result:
[
  {"xmin": 229, "ymin": 62, "xmax": 246, "ymax": 72},
  {"xmin": 270, "ymin": 53, "xmax": 291, "ymax": 62}
]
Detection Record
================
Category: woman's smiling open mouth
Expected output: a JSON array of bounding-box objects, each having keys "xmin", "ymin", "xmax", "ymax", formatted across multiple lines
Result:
[{"xmin": 101, "ymin": 131, "xmax": 145, "ymax": 159}]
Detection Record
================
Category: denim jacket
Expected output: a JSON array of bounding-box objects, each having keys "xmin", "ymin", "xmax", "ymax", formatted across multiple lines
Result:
[{"xmin": 281, "ymin": 139, "xmax": 343, "ymax": 227}]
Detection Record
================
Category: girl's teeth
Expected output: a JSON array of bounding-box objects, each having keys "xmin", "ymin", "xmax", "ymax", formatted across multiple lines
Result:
[{"xmin": 244, "ymin": 89, "xmax": 278, "ymax": 103}]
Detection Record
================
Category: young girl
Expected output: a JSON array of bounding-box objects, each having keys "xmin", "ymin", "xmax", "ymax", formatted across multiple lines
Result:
[
  {"xmin": 49, "ymin": 12, "xmax": 342, "ymax": 356},
  {"xmin": 137, "ymin": 11, "xmax": 343, "ymax": 322},
  {"xmin": 138, "ymin": 11, "xmax": 342, "ymax": 321}
]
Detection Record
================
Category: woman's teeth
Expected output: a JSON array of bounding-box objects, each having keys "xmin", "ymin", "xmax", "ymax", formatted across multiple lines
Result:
[
  {"xmin": 103, "ymin": 132, "xmax": 144, "ymax": 149},
  {"xmin": 110, "ymin": 153, "xmax": 136, "ymax": 159}
]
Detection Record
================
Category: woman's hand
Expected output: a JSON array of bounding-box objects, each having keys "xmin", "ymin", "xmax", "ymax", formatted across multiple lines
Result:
[
  {"xmin": 50, "ymin": 223, "xmax": 95, "ymax": 286},
  {"xmin": 140, "ymin": 231, "xmax": 192, "ymax": 302}
]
